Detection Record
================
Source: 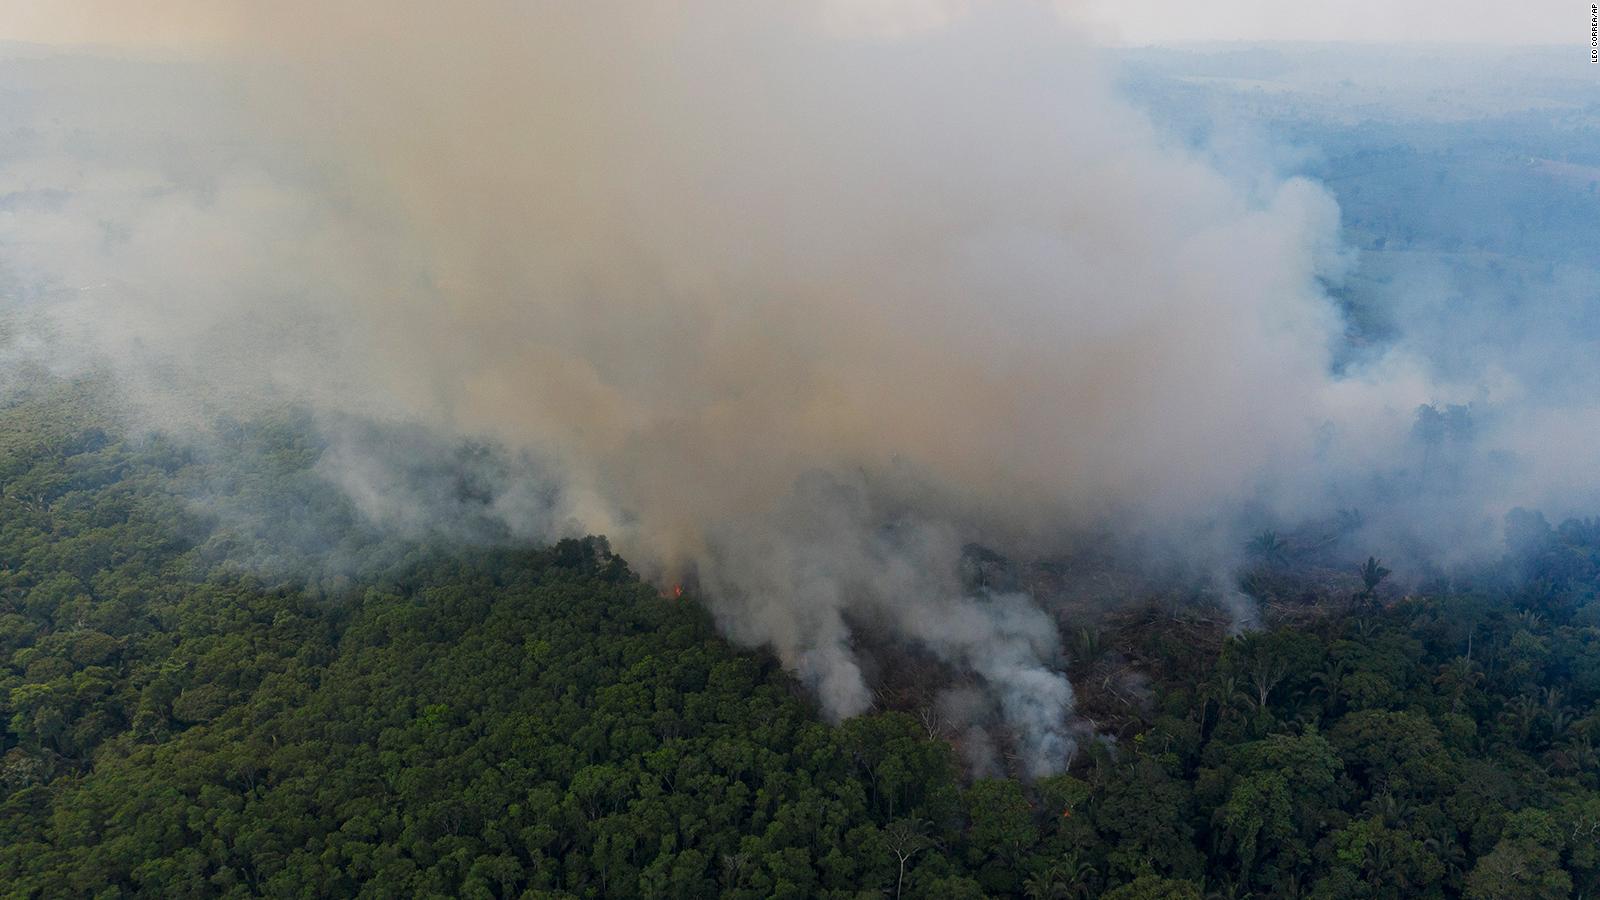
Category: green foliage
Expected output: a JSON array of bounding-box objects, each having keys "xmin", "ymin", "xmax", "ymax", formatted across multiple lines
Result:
[
  {"xmin": 1463, "ymin": 810, "xmax": 1572, "ymax": 900},
  {"xmin": 3, "ymin": 384, "xmax": 1600, "ymax": 897},
  {"xmin": 1100, "ymin": 874, "xmax": 1202, "ymax": 900}
]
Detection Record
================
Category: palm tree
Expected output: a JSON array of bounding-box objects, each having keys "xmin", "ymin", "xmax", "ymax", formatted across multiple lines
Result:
[
  {"xmin": 1356, "ymin": 557, "xmax": 1391, "ymax": 610},
  {"xmin": 1433, "ymin": 656, "xmax": 1483, "ymax": 714},
  {"xmin": 1024, "ymin": 851, "xmax": 1100, "ymax": 896},
  {"xmin": 1206, "ymin": 675, "xmax": 1250, "ymax": 719},
  {"xmin": 1072, "ymin": 627, "xmax": 1103, "ymax": 668},
  {"xmin": 1311, "ymin": 660, "xmax": 1348, "ymax": 714},
  {"xmin": 1500, "ymin": 694, "xmax": 1542, "ymax": 748},
  {"xmin": 1362, "ymin": 793, "xmax": 1416, "ymax": 828},
  {"xmin": 1059, "ymin": 853, "xmax": 1097, "ymax": 899},
  {"xmin": 1351, "ymin": 616, "xmax": 1382, "ymax": 641},
  {"xmin": 1423, "ymin": 834, "xmax": 1468, "ymax": 888},
  {"xmin": 1022, "ymin": 865, "xmax": 1068, "ymax": 900},
  {"xmin": 1248, "ymin": 530, "xmax": 1290, "ymax": 566},
  {"xmin": 1556, "ymin": 732, "xmax": 1599, "ymax": 775},
  {"xmin": 1023, "ymin": 855, "xmax": 1097, "ymax": 900}
]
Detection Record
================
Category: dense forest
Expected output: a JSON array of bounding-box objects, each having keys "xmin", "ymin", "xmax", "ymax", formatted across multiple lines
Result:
[{"xmin": 2, "ymin": 381, "xmax": 1600, "ymax": 899}]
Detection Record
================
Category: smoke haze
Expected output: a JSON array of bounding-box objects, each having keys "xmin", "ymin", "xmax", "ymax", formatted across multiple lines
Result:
[{"xmin": 1, "ymin": 3, "xmax": 1591, "ymax": 773}]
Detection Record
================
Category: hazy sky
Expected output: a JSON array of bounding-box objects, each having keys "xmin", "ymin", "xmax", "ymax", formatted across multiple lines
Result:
[
  {"xmin": 1075, "ymin": 0, "xmax": 1574, "ymax": 45},
  {"xmin": 0, "ymin": 0, "xmax": 1580, "ymax": 48}
]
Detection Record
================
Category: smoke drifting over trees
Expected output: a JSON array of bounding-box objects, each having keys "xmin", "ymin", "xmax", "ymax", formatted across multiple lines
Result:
[{"xmin": 1, "ymin": 4, "xmax": 1593, "ymax": 772}]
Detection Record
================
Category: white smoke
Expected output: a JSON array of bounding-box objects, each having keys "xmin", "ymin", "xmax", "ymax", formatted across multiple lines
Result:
[{"xmin": 0, "ymin": 2, "xmax": 1529, "ymax": 773}]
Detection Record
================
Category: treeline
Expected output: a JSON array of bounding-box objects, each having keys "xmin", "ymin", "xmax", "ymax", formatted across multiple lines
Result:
[{"xmin": 1, "ymin": 383, "xmax": 1599, "ymax": 898}]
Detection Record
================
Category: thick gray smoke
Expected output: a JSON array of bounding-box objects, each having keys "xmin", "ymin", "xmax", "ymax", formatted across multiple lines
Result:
[
  {"xmin": 701, "ymin": 471, "xmax": 1076, "ymax": 775},
  {"xmin": 2, "ymin": 3, "xmax": 1573, "ymax": 773}
]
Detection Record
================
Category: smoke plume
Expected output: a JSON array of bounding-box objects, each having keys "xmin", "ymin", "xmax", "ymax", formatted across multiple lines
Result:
[{"xmin": 2, "ymin": 2, "xmax": 1576, "ymax": 773}]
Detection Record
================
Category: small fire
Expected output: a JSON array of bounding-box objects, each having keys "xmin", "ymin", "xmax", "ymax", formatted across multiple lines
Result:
[{"xmin": 663, "ymin": 583, "xmax": 684, "ymax": 600}]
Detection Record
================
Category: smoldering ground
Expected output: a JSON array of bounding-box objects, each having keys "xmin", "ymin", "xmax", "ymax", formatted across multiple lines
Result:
[{"xmin": 0, "ymin": 2, "xmax": 1592, "ymax": 775}]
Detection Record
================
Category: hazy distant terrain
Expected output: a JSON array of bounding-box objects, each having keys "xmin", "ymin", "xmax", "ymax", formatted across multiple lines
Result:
[{"xmin": 1118, "ymin": 44, "xmax": 1600, "ymax": 380}]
